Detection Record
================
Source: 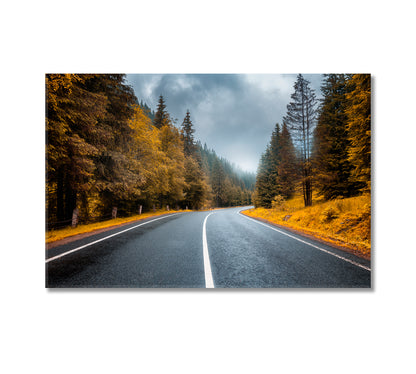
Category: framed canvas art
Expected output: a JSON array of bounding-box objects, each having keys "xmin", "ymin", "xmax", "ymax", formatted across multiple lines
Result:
[{"xmin": 45, "ymin": 74, "xmax": 371, "ymax": 288}]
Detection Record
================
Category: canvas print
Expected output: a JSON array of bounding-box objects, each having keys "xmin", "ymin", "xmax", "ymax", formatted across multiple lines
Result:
[{"xmin": 45, "ymin": 74, "xmax": 371, "ymax": 288}]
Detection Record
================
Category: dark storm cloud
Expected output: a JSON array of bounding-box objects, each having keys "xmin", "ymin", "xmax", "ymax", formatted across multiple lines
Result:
[{"xmin": 126, "ymin": 74, "xmax": 323, "ymax": 172}]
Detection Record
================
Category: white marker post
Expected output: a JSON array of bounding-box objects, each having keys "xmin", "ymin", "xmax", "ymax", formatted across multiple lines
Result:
[{"xmin": 71, "ymin": 208, "xmax": 79, "ymax": 228}]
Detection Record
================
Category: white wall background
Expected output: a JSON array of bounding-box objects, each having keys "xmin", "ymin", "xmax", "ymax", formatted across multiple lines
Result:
[{"xmin": 1, "ymin": 1, "xmax": 415, "ymax": 373}]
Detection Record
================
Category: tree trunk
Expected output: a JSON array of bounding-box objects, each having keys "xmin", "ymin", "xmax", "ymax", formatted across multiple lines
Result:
[{"xmin": 64, "ymin": 177, "xmax": 77, "ymax": 221}]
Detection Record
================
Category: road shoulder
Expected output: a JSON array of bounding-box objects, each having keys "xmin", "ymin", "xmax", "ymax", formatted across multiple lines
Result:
[
  {"xmin": 46, "ymin": 212, "xmax": 187, "ymax": 250},
  {"xmin": 239, "ymin": 209, "xmax": 371, "ymax": 261}
]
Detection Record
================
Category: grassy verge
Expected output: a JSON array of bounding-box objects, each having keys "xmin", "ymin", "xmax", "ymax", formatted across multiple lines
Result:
[
  {"xmin": 242, "ymin": 194, "xmax": 371, "ymax": 259},
  {"xmin": 46, "ymin": 209, "xmax": 191, "ymax": 244}
]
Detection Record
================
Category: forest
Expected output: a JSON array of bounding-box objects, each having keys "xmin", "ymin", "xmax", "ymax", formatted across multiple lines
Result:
[
  {"xmin": 253, "ymin": 74, "xmax": 371, "ymax": 209},
  {"xmin": 46, "ymin": 74, "xmax": 255, "ymax": 229},
  {"xmin": 46, "ymin": 73, "xmax": 370, "ymax": 232}
]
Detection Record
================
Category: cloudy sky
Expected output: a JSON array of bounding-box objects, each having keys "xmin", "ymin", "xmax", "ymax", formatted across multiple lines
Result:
[{"xmin": 126, "ymin": 74, "xmax": 323, "ymax": 173}]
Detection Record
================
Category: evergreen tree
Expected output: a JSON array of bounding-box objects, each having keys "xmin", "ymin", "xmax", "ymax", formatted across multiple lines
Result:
[
  {"xmin": 283, "ymin": 74, "xmax": 317, "ymax": 207},
  {"xmin": 139, "ymin": 100, "xmax": 155, "ymax": 121},
  {"xmin": 197, "ymin": 143, "xmax": 255, "ymax": 207},
  {"xmin": 268, "ymin": 123, "xmax": 283, "ymax": 199},
  {"xmin": 278, "ymin": 123, "xmax": 297, "ymax": 199},
  {"xmin": 211, "ymin": 157, "xmax": 227, "ymax": 207},
  {"xmin": 181, "ymin": 110, "xmax": 196, "ymax": 157},
  {"xmin": 153, "ymin": 95, "xmax": 169, "ymax": 129},
  {"xmin": 253, "ymin": 122, "xmax": 297, "ymax": 207},
  {"xmin": 345, "ymin": 74, "xmax": 371, "ymax": 192},
  {"xmin": 180, "ymin": 111, "xmax": 206, "ymax": 209},
  {"xmin": 253, "ymin": 148, "xmax": 275, "ymax": 208},
  {"xmin": 314, "ymin": 74, "xmax": 361, "ymax": 199}
]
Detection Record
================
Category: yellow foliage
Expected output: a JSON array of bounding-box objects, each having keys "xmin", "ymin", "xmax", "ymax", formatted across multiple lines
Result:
[
  {"xmin": 243, "ymin": 194, "xmax": 371, "ymax": 258},
  {"xmin": 127, "ymin": 105, "xmax": 167, "ymax": 197}
]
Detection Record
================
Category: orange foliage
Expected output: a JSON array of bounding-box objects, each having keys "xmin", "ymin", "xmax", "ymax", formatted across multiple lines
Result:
[{"xmin": 243, "ymin": 194, "xmax": 371, "ymax": 258}]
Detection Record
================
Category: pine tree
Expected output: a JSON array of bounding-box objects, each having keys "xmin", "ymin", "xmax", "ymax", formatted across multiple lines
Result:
[
  {"xmin": 139, "ymin": 101, "xmax": 155, "ymax": 121},
  {"xmin": 180, "ymin": 110, "xmax": 206, "ymax": 209},
  {"xmin": 345, "ymin": 74, "xmax": 371, "ymax": 192},
  {"xmin": 253, "ymin": 148, "xmax": 275, "ymax": 208},
  {"xmin": 153, "ymin": 95, "xmax": 169, "ymax": 129},
  {"xmin": 181, "ymin": 110, "xmax": 196, "ymax": 157},
  {"xmin": 268, "ymin": 123, "xmax": 283, "ymax": 198},
  {"xmin": 269, "ymin": 123, "xmax": 282, "ymax": 166},
  {"xmin": 253, "ymin": 121, "xmax": 298, "ymax": 207},
  {"xmin": 211, "ymin": 157, "xmax": 226, "ymax": 207},
  {"xmin": 196, "ymin": 143, "xmax": 255, "ymax": 208},
  {"xmin": 314, "ymin": 74, "xmax": 361, "ymax": 199},
  {"xmin": 278, "ymin": 123, "xmax": 297, "ymax": 199},
  {"xmin": 283, "ymin": 74, "xmax": 317, "ymax": 207}
]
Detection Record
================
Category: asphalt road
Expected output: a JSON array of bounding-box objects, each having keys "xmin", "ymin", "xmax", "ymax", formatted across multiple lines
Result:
[{"xmin": 46, "ymin": 207, "xmax": 371, "ymax": 288}]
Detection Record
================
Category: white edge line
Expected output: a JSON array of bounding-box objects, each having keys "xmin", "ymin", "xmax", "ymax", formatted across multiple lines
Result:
[
  {"xmin": 202, "ymin": 212, "xmax": 215, "ymax": 288},
  {"xmin": 239, "ymin": 212, "xmax": 371, "ymax": 272},
  {"xmin": 46, "ymin": 213, "xmax": 183, "ymax": 263}
]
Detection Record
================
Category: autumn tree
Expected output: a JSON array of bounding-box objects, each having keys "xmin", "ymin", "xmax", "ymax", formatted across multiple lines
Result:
[
  {"xmin": 46, "ymin": 74, "xmax": 107, "ymax": 225},
  {"xmin": 85, "ymin": 74, "xmax": 138, "ymax": 216},
  {"xmin": 183, "ymin": 157, "xmax": 209, "ymax": 209},
  {"xmin": 127, "ymin": 104, "xmax": 164, "ymax": 209},
  {"xmin": 283, "ymin": 74, "xmax": 317, "ymax": 207},
  {"xmin": 46, "ymin": 79, "xmax": 255, "ymax": 228},
  {"xmin": 345, "ymin": 74, "xmax": 371, "ymax": 192},
  {"xmin": 158, "ymin": 121, "xmax": 187, "ymax": 207}
]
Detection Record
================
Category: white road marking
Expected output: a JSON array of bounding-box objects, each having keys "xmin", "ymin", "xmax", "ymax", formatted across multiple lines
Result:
[
  {"xmin": 202, "ymin": 212, "xmax": 215, "ymax": 288},
  {"xmin": 46, "ymin": 213, "xmax": 183, "ymax": 263},
  {"xmin": 239, "ymin": 212, "xmax": 371, "ymax": 272}
]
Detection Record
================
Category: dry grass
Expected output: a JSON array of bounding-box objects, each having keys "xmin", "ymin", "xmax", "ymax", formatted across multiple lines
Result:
[
  {"xmin": 46, "ymin": 209, "xmax": 191, "ymax": 244},
  {"xmin": 243, "ymin": 193, "xmax": 371, "ymax": 258}
]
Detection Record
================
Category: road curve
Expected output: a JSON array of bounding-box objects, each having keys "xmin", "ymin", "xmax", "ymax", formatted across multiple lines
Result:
[{"xmin": 46, "ymin": 207, "xmax": 371, "ymax": 288}]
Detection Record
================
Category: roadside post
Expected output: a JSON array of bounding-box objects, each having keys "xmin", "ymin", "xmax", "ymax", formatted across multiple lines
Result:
[{"xmin": 71, "ymin": 208, "xmax": 79, "ymax": 228}]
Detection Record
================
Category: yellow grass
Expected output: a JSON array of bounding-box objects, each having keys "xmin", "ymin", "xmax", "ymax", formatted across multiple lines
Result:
[
  {"xmin": 243, "ymin": 194, "xmax": 371, "ymax": 258},
  {"xmin": 46, "ymin": 209, "xmax": 191, "ymax": 244}
]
